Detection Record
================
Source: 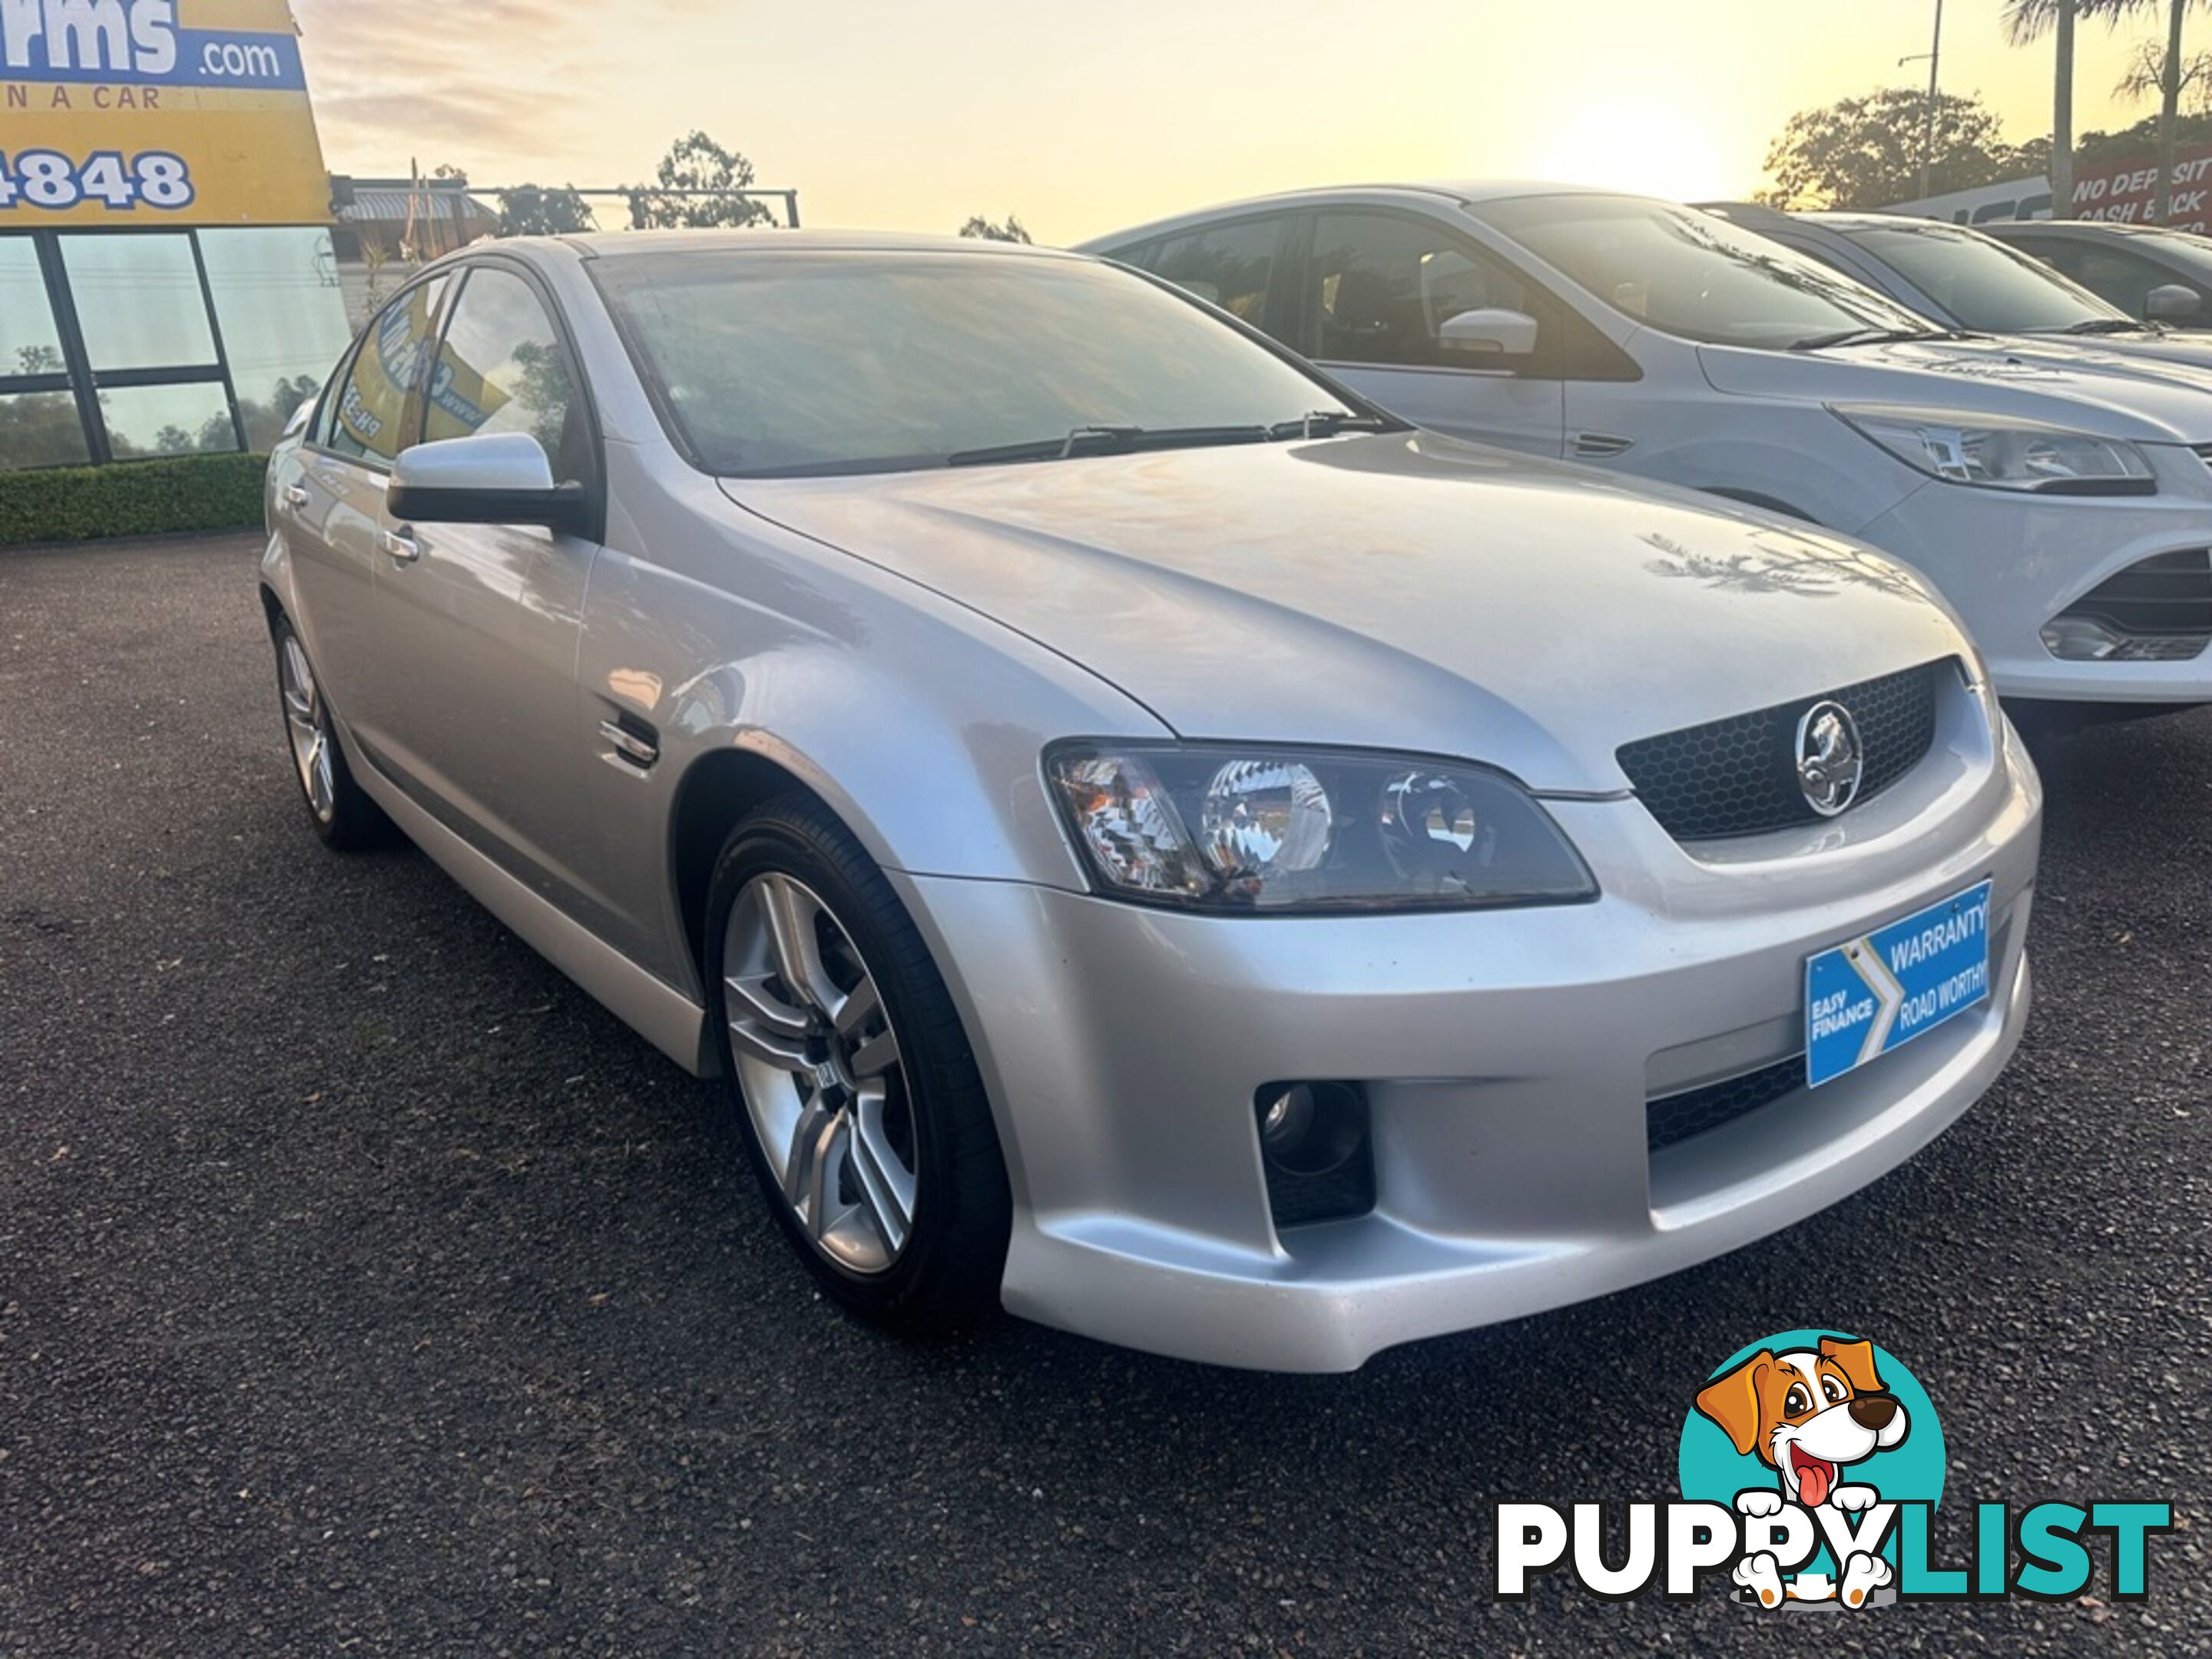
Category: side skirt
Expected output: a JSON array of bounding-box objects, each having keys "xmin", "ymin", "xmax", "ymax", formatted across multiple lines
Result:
[{"xmin": 350, "ymin": 747, "xmax": 717, "ymax": 1078}]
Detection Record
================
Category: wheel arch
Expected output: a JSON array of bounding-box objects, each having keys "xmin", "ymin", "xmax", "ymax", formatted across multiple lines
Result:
[
  {"xmin": 667, "ymin": 743, "xmax": 857, "ymax": 990},
  {"xmin": 1700, "ymin": 486, "xmax": 1820, "ymax": 524}
]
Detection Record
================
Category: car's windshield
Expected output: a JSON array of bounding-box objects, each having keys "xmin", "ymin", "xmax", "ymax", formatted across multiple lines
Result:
[
  {"xmin": 1834, "ymin": 220, "xmax": 2123, "ymax": 332},
  {"xmin": 1479, "ymin": 194, "xmax": 1937, "ymax": 349},
  {"xmin": 591, "ymin": 249, "xmax": 1363, "ymax": 477},
  {"xmin": 2115, "ymin": 227, "xmax": 2212, "ymax": 282}
]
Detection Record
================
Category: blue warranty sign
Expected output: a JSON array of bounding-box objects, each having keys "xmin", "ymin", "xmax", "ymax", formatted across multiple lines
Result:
[{"xmin": 1804, "ymin": 881, "xmax": 1994, "ymax": 1088}]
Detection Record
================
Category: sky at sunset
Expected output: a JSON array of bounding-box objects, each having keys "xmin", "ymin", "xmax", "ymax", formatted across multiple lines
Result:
[{"xmin": 290, "ymin": 0, "xmax": 2175, "ymax": 243}]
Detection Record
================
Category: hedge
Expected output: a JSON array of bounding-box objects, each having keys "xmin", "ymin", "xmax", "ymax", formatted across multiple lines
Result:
[{"xmin": 0, "ymin": 452, "xmax": 270, "ymax": 548}]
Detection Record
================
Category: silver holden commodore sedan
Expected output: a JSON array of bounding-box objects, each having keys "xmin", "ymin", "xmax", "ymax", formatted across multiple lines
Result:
[{"xmin": 260, "ymin": 231, "xmax": 2041, "ymax": 1372}]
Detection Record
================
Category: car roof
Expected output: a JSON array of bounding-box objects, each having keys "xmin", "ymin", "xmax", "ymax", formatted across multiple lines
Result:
[
  {"xmin": 429, "ymin": 229, "xmax": 1084, "ymax": 267},
  {"xmin": 1694, "ymin": 204, "xmax": 1980, "ymax": 238},
  {"xmin": 1798, "ymin": 211, "xmax": 1959, "ymax": 233},
  {"xmin": 560, "ymin": 228, "xmax": 1076, "ymax": 260},
  {"xmin": 1690, "ymin": 200, "xmax": 1796, "ymax": 229},
  {"xmin": 1074, "ymin": 179, "xmax": 1630, "ymax": 250},
  {"xmin": 1979, "ymin": 220, "xmax": 2157, "ymax": 237}
]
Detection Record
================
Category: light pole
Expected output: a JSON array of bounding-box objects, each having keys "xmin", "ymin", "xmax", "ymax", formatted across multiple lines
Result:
[{"xmin": 1899, "ymin": 0, "xmax": 1946, "ymax": 200}]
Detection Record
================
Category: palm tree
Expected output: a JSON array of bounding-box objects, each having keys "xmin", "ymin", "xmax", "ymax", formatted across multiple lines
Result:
[
  {"xmin": 2007, "ymin": 0, "xmax": 2092, "ymax": 217},
  {"xmin": 2152, "ymin": 0, "xmax": 2200, "ymax": 220},
  {"xmin": 2008, "ymin": 0, "xmax": 2202, "ymax": 223},
  {"xmin": 2055, "ymin": 0, "xmax": 2078, "ymax": 216}
]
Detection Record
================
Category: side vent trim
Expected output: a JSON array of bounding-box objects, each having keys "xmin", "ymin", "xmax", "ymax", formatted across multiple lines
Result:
[
  {"xmin": 599, "ymin": 715, "xmax": 660, "ymax": 773},
  {"xmin": 1571, "ymin": 431, "xmax": 1635, "ymax": 459}
]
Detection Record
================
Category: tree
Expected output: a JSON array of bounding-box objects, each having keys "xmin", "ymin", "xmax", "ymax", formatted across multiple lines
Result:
[
  {"xmin": 2154, "ymin": 0, "xmax": 2199, "ymax": 220},
  {"xmin": 231, "ymin": 373, "xmax": 322, "ymax": 452},
  {"xmin": 2008, "ymin": 1, "xmax": 2206, "ymax": 221},
  {"xmin": 958, "ymin": 214, "xmax": 1031, "ymax": 243},
  {"xmin": 626, "ymin": 131, "xmax": 774, "ymax": 230},
  {"xmin": 2115, "ymin": 35, "xmax": 2212, "ymax": 110},
  {"xmin": 495, "ymin": 184, "xmax": 598, "ymax": 237},
  {"xmin": 508, "ymin": 340, "xmax": 575, "ymax": 463},
  {"xmin": 2078, "ymin": 105, "xmax": 2212, "ymax": 157},
  {"xmin": 0, "ymin": 387, "xmax": 86, "ymax": 467},
  {"xmin": 1757, "ymin": 88, "xmax": 2040, "ymax": 210}
]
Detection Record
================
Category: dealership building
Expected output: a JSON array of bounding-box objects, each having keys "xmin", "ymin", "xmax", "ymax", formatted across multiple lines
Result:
[{"xmin": 0, "ymin": 0, "xmax": 363, "ymax": 469}]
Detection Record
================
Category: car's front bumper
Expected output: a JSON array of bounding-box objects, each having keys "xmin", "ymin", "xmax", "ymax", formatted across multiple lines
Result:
[
  {"xmin": 1862, "ymin": 450, "xmax": 2212, "ymax": 704},
  {"xmin": 894, "ymin": 705, "xmax": 2042, "ymax": 1371}
]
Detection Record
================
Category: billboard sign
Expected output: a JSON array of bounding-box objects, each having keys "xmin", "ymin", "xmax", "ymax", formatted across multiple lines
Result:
[
  {"xmin": 0, "ymin": 0, "xmax": 332, "ymax": 225},
  {"xmin": 1881, "ymin": 146, "xmax": 2212, "ymax": 233},
  {"xmin": 2065, "ymin": 147, "xmax": 2212, "ymax": 233}
]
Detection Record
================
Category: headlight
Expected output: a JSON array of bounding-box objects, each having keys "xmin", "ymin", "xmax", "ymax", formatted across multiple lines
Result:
[
  {"xmin": 1044, "ymin": 743, "xmax": 1598, "ymax": 913},
  {"xmin": 1833, "ymin": 406, "xmax": 2154, "ymax": 495}
]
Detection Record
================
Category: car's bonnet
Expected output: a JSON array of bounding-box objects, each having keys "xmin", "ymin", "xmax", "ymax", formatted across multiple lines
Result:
[
  {"xmin": 1974, "ymin": 329, "xmax": 2212, "ymax": 382},
  {"xmin": 722, "ymin": 434, "xmax": 1967, "ymax": 795},
  {"xmin": 1698, "ymin": 336, "xmax": 2212, "ymax": 444}
]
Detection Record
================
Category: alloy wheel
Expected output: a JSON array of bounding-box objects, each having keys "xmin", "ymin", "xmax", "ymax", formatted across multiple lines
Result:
[
  {"xmin": 721, "ymin": 872, "xmax": 918, "ymax": 1274},
  {"xmin": 280, "ymin": 634, "xmax": 336, "ymax": 823}
]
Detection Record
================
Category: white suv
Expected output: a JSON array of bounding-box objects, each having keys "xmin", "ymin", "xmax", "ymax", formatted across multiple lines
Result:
[{"xmin": 1081, "ymin": 184, "xmax": 2212, "ymax": 704}]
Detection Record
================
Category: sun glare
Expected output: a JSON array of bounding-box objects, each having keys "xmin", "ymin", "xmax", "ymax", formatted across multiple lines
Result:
[{"xmin": 1528, "ymin": 101, "xmax": 1740, "ymax": 203}]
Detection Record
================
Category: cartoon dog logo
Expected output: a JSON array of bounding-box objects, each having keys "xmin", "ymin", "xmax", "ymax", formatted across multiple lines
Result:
[{"xmin": 1694, "ymin": 1336, "xmax": 1910, "ymax": 1608}]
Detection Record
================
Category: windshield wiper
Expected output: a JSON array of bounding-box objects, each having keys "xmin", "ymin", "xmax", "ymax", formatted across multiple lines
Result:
[
  {"xmin": 1267, "ymin": 410, "xmax": 1399, "ymax": 440},
  {"xmin": 2060, "ymin": 316, "xmax": 2151, "ymax": 335},
  {"xmin": 945, "ymin": 423, "xmax": 1277, "ymax": 467},
  {"xmin": 1786, "ymin": 326, "xmax": 1948, "ymax": 352}
]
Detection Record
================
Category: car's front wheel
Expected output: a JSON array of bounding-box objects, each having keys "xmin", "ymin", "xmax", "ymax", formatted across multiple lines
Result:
[
  {"xmin": 271, "ymin": 613, "xmax": 386, "ymax": 849},
  {"xmin": 704, "ymin": 796, "xmax": 1011, "ymax": 1335}
]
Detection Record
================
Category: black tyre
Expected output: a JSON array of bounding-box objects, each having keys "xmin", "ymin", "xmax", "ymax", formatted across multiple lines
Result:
[
  {"xmin": 271, "ymin": 612, "xmax": 388, "ymax": 849},
  {"xmin": 704, "ymin": 795, "xmax": 1012, "ymax": 1334}
]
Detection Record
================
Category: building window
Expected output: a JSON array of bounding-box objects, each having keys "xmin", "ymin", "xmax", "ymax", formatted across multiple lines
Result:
[
  {"xmin": 61, "ymin": 234, "xmax": 220, "ymax": 373},
  {"xmin": 0, "ymin": 390, "xmax": 91, "ymax": 469},
  {"xmin": 101, "ymin": 383, "xmax": 243, "ymax": 460},
  {"xmin": 0, "ymin": 226, "xmax": 353, "ymax": 471},
  {"xmin": 0, "ymin": 239, "xmax": 66, "ymax": 376},
  {"xmin": 200, "ymin": 228, "xmax": 353, "ymax": 451}
]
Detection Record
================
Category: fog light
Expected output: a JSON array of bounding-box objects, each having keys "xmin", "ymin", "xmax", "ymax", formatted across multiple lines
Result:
[
  {"xmin": 2041, "ymin": 615, "xmax": 2122, "ymax": 661},
  {"xmin": 1255, "ymin": 1081, "xmax": 1366, "ymax": 1176},
  {"xmin": 1254, "ymin": 1082, "xmax": 1376, "ymax": 1229},
  {"xmin": 1260, "ymin": 1084, "xmax": 1312, "ymax": 1151}
]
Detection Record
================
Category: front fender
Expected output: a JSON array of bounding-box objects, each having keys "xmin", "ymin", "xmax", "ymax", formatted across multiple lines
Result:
[
  {"xmin": 1618, "ymin": 429, "xmax": 1915, "ymax": 537},
  {"xmin": 573, "ymin": 480, "xmax": 1167, "ymax": 993}
]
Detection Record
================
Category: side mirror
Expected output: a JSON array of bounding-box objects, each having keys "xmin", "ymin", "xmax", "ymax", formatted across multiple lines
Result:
[
  {"xmin": 2145, "ymin": 282, "xmax": 2203, "ymax": 322},
  {"xmin": 386, "ymin": 432, "xmax": 587, "ymax": 533},
  {"xmin": 1437, "ymin": 306, "xmax": 1541, "ymax": 358}
]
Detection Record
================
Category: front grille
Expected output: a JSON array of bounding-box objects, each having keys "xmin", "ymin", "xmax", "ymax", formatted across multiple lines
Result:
[
  {"xmin": 1617, "ymin": 662, "xmax": 1942, "ymax": 842},
  {"xmin": 1647, "ymin": 1056, "xmax": 1805, "ymax": 1153},
  {"xmin": 2056, "ymin": 548, "xmax": 2212, "ymax": 641}
]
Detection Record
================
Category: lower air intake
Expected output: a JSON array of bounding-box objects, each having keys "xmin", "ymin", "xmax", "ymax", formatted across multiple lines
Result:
[{"xmin": 1647, "ymin": 1056, "xmax": 1806, "ymax": 1153}]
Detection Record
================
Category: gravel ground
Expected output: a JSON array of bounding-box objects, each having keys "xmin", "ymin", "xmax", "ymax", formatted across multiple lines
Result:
[{"xmin": 2, "ymin": 533, "xmax": 2207, "ymax": 1656}]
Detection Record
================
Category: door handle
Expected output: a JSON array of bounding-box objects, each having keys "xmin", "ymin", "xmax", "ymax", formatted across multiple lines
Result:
[
  {"xmin": 282, "ymin": 484, "xmax": 310, "ymax": 509},
  {"xmin": 381, "ymin": 526, "xmax": 422, "ymax": 565}
]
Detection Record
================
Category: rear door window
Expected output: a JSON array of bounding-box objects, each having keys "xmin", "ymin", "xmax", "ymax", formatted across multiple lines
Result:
[{"xmin": 1145, "ymin": 217, "xmax": 1286, "ymax": 327}]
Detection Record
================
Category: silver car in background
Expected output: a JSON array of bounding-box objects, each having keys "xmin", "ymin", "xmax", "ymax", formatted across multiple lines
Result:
[
  {"xmin": 260, "ymin": 232, "xmax": 2040, "ymax": 1371},
  {"xmin": 1704, "ymin": 203, "xmax": 2212, "ymax": 371}
]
